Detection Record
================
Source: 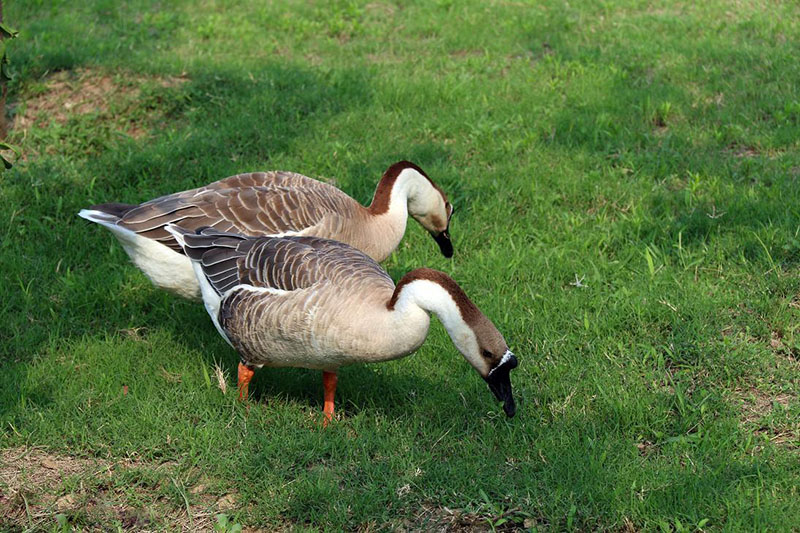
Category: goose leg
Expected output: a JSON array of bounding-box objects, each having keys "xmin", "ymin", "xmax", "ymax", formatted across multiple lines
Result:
[
  {"xmin": 238, "ymin": 362, "xmax": 255, "ymax": 401},
  {"xmin": 322, "ymin": 371, "xmax": 338, "ymax": 427}
]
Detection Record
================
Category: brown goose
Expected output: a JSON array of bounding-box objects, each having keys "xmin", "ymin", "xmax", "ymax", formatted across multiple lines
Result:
[
  {"xmin": 78, "ymin": 161, "xmax": 454, "ymax": 299},
  {"xmin": 165, "ymin": 225, "xmax": 518, "ymax": 423}
]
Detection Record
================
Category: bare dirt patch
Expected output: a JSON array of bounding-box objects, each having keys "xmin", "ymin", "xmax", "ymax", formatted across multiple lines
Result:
[
  {"xmin": 720, "ymin": 312, "xmax": 800, "ymax": 450},
  {"xmin": 385, "ymin": 503, "xmax": 539, "ymax": 532},
  {"xmin": 11, "ymin": 68, "xmax": 188, "ymax": 141},
  {"xmin": 769, "ymin": 330, "xmax": 800, "ymax": 364},
  {"xmin": 364, "ymin": 2, "xmax": 397, "ymax": 16},
  {"xmin": 449, "ymin": 49, "xmax": 485, "ymax": 59},
  {"xmin": 738, "ymin": 387, "xmax": 793, "ymax": 424},
  {"xmin": 0, "ymin": 446, "xmax": 247, "ymax": 531},
  {"xmin": 735, "ymin": 386, "xmax": 798, "ymax": 450},
  {"xmin": 728, "ymin": 143, "xmax": 761, "ymax": 159}
]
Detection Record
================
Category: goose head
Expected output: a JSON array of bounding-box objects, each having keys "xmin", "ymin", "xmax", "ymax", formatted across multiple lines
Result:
[
  {"xmin": 373, "ymin": 161, "xmax": 455, "ymax": 258},
  {"xmin": 470, "ymin": 316, "xmax": 519, "ymax": 418},
  {"xmin": 447, "ymin": 309, "xmax": 517, "ymax": 417},
  {"xmin": 407, "ymin": 184, "xmax": 454, "ymax": 258},
  {"xmin": 390, "ymin": 268, "xmax": 518, "ymax": 416}
]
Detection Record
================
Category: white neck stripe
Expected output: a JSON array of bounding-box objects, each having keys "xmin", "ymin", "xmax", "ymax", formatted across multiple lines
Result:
[{"xmin": 488, "ymin": 350, "xmax": 514, "ymax": 377}]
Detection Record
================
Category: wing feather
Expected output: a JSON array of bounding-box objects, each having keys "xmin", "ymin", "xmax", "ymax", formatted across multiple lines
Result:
[
  {"xmin": 117, "ymin": 172, "xmax": 356, "ymax": 253},
  {"xmin": 173, "ymin": 228, "xmax": 393, "ymax": 298}
]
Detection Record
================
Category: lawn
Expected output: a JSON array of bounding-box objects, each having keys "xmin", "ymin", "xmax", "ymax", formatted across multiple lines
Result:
[{"xmin": 1, "ymin": 0, "xmax": 799, "ymax": 530}]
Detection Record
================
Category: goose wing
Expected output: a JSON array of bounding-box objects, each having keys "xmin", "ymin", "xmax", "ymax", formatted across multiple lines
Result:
[
  {"xmin": 172, "ymin": 227, "xmax": 394, "ymax": 297},
  {"xmin": 116, "ymin": 172, "xmax": 354, "ymax": 253}
]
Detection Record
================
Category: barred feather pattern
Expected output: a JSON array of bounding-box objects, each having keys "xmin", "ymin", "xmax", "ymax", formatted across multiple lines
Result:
[{"xmin": 114, "ymin": 171, "xmax": 360, "ymax": 253}]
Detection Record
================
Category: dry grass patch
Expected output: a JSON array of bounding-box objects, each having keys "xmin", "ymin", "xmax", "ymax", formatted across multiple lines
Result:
[
  {"xmin": 720, "ymin": 320, "xmax": 799, "ymax": 450},
  {"xmin": 383, "ymin": 502, "xmax": 540, "ymax": 531},
  {"xmin": 735, "ymin": 385, "xmax": 799, "ymax": 450},
  {"xmin": 769, "ymin": 330, "xmax": 800, "ymax": 364},
  {"xmin": 738, "ymin": 387, "xmax": 793, "ymax": 424},
  {"xmin": 0, "ymin": 446, "xmax": 247, "ymax": 531},
  {"xmin": 10, "ymin": 68, "xmax": 189, "ymax": 158}
]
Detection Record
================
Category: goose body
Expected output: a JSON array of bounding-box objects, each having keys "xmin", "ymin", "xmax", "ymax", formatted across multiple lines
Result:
[
  {"xmin": 167, "ymin": 226, "xmax": 518, "ymax": 421},
  {"xmin": 79, "ymin": 161, "xmax": 454, "ymax": 300}
]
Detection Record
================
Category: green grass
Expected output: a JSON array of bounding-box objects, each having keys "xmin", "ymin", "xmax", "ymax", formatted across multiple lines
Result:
[{"xmin": 2, "ymin": 0, "xmax": 800, "ymax": 530}]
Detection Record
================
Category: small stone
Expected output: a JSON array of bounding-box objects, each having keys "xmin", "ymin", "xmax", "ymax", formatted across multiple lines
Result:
[
  {"xmin": 217, "ymin": 494, "xmax": 236, "ymax": 510},
  {"xmin": 41, "ymin": 457, "xmax": 59, "ymax": 470},
  {"xmin": 56, "ymin": 494, "xmax": 76, "ymax": 511},
  {"xmin": 190, "ymin": 484, "xmax": 207, "ymax": 495}
]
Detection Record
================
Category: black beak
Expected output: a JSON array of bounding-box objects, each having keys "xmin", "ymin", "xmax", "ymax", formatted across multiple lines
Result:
[
  {"xmin": 431, "ymin": 230, "xmax": 453, "ymax": 258},
  {"xmin": 485, "ymin": 353, "xmax": 518, "ymax": 417}
]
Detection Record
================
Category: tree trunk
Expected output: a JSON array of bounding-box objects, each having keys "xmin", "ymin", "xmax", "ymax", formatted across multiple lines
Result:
[{"xmin": 0, "ymin": 0, "xmax": 6, "ymax": 140}]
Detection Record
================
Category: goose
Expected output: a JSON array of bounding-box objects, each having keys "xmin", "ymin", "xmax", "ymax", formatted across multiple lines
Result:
[
  {"xmin": 78, "ymin": 161, "xmax": 454, "ymax": 300},
  {"xmin": 165, "ymin": 225, "xmax": 518, "ymax": 423}
]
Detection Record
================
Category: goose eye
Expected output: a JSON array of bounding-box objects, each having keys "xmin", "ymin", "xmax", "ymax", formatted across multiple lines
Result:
[{"xmin": 482, "ymin": 349, "xmax": 493, "ymax": 359}]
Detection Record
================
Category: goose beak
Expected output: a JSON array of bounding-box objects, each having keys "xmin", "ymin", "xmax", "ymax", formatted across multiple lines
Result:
[
  {"xmin": 431, "ymin": 230, "xmax": 453, "ymax": 258},
  {"xmin": 485, "ymin": 352, "xmax": 518, "ymax": 417}
]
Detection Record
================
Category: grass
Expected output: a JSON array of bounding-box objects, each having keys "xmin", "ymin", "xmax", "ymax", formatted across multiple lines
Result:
[{"xmin": 1, "ymin": 0, "xmax": 799, "ymax": 530}]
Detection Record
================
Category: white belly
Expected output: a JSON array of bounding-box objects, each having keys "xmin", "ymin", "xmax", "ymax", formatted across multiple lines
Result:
[
  {"xmin": 80, "ymin": 209, "xmax": 201, "ymax": 299},
  {"xmin": 117, "ymin": 232, "xmax": 200, "ymax": 299}
]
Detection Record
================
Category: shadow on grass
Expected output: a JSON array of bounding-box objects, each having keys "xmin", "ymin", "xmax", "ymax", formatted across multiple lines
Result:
[
  {"xmin": 0, "ymin": 57, "xmax": 377, "ymax": 422},
  {"xmin": 0, "ymin": 301, "xmax": 459, "ymax": 430},
  {"xmin": 245, "ymin": 362, "xmax": 444, "ymax": 419},
  {"xmin": 82, "ymin": 62, "xmax": 373, "ymax": 199}
]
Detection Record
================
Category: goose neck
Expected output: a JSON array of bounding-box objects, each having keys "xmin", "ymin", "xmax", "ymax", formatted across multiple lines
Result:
[
  {"xmin": 368, "ymin": 167, "xmax": 431, "ymax": 217},
  {"xmin": 387, "ymin": 269, "xmax": 481, "ymax": 364}
]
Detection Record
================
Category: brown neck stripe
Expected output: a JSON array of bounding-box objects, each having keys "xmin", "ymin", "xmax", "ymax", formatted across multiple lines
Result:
[
  {"xmin": 368, "ymin": 161, "xmax": 447, "ymax": 215},
  {"xmin": 387, "ymin": 267, "xmax": 480, "ymax": 325}
]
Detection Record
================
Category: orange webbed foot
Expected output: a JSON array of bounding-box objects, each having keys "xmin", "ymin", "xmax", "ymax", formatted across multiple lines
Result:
[
  {"xmin": 322, "ymin": 371, "xmax": 338, "ymax": 428},
  {"xmin": 238, "ymin": 362, "xmax": 255, "ymax": 401}
]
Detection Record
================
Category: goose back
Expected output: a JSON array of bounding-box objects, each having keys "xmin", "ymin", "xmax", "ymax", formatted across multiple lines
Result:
[{"xmin": 114, "ymin": 172, "xmax": 360, "ymax": 253}]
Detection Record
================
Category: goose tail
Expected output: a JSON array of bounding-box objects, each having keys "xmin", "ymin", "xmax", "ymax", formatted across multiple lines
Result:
[{"xmin": 78, "ymin": 203, "xmax": 137, "ymax": 228}]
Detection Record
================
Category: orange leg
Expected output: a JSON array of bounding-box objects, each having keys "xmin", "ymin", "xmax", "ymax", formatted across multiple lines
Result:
[
  {"xmin": 322, "ymin": 371, "xmax": 338, "ymax": 427},
  {"xmin": 238, "ymin": 362, "xmax": 255, "ymax": 401}
]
